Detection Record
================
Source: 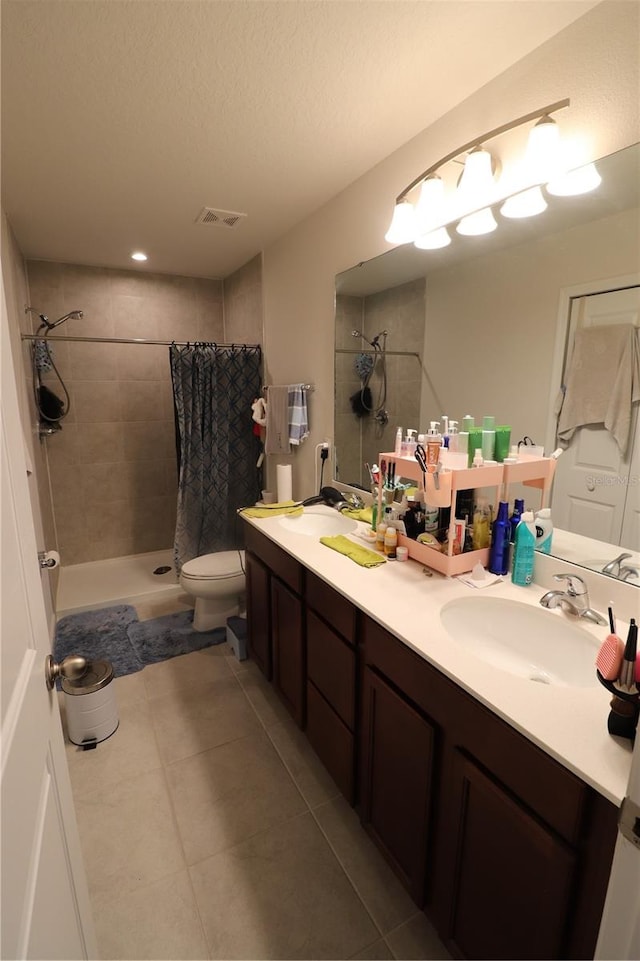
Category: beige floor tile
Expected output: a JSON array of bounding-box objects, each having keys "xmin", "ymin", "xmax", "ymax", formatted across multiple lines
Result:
[
  {"xmin": 142, "ymin": 647, "xmax": 234, "ymax": 700},
  {"xmin": 94, "ymin": 869, "xmax": 208, "ymax": 960},
  {"xmin": 64, "ymin": 695, "xmax": 162, "ymax": 799},
  {"xmin": 349, "ymin": 939, "xmax": 394, "ymax": 960},
  {"xmin": 268, "ymin": 719, "xmax": 341, "ymax": 809},
  {"xmin": 166, "ymin": 730, "xmax": 307, "ymax": 865},
  {"xmin": 74, "ymin": 768, "xmax": 185, "ymax": 900},
  {"xmin": 110, "ymin": 668, "xmax": 148, "ymax": 706},
  {"xmin": 313, "ymin": 796, "xmax": 416, "ymax": 935},
  {"xmin": 190, "ymin": 812, "xmax": 379, "ymax": 960},
  {"xmin": 385, "ymin": 912, "xmax": 452, "ymax": 960},
  {"xmin": 237, "ymin": 664, "xmax": 294, "ymax": 729},
  {"xmin": 149, "ymin": 674, "xmax": 261, "ymax": 764}
]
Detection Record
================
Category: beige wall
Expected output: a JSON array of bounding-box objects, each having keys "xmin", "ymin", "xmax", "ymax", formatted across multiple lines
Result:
[
  {"xmin": 262, "ymin": 2, "xmax": 640, "ymax": 500},
  {"xmin": 223, "ymin": 254, "xmax": 264, "ymax": 344}
]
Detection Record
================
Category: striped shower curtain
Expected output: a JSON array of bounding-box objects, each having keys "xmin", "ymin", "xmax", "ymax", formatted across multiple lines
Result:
[{"xmin": 170, "ymin": 343, "xmax": 262, "ymax": 570}]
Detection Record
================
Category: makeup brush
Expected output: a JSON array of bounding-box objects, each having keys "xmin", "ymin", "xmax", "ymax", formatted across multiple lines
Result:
[{"xmin": 619, "ymin": 618, "xmax": 638, "ymax": 692}]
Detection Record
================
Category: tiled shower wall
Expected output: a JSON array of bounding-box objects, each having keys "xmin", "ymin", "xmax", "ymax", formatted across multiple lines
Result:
[
  {"xmin": 335, "ymin": 278, "xmax": 425, "ymax": 487},
  {"xmin": 27, "ymin": 258, "xmax": 262, "ymax": 565}
]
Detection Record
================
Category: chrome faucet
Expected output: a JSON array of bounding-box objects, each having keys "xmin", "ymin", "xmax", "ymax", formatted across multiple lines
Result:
[
  {"xmin": 601, "ymin": 552, "xmax": 639, "ymax": 582},
  {"xmin": 539, "ymin": 573, "xmax": 608, "ymax": 626}
]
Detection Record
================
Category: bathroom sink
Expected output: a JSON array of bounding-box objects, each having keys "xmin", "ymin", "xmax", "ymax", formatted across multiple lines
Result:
[
  {"xmin": 440, "ymin": 596, "xmax": 600, "ymax": 687},
  {"xmin": 277, "ymin": 507, "xmax": 357, "ymax": 538}
]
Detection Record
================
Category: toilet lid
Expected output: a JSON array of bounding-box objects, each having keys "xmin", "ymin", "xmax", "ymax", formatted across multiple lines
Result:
[{"xmin": 182, "ymin": 550, "xmax": 245, "ymax": 580}]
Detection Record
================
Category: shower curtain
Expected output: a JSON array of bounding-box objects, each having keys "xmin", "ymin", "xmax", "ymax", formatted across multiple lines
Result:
[{"xmin": 170, "ymin": 343, "xmax": 262, "ymax": 570}]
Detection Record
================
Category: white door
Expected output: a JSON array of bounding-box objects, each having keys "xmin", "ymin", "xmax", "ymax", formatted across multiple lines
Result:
[
  {"xmin": 552, "ymin": 287, "xmax": 640, "ymax": 550},
  {"xmin": 1, "ymin": 273, "xmax": 96, "ymax": 958}
]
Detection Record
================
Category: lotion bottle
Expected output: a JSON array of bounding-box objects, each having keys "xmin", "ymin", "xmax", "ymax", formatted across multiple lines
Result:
[
  {"xmin": 512, "ymin": 511, "xmax": 536, "ymax": 585},
  {"xmin": 534, "ymin": 508, "xmax": 553, "ymax": 553}
]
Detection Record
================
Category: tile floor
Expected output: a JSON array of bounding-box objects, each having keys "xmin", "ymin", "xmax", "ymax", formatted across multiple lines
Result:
[{"xmin": 59, "ymin": 594, "xmax": 451, "ymax": 960}]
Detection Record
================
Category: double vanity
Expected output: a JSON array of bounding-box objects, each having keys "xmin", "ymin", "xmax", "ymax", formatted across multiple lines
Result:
[{"xmin": 242, "ymin": 505, "xmax": 634, "ymax": 960}]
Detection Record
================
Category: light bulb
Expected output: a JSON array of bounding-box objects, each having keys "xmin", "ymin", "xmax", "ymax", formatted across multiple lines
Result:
[
  {"xmin": 415, "ymin": 176, "xmax": 446, "ymax": 234},
  {"xmin": 414, "ymin": 227, "xmax": 451, "ymax": 250},
  {"xmin": 457, "ymin": 148, "xmax": 496, "ymax": 203},
  {"xmin": 546, "ymin": 162, "xmax": 601, "ymax": 196},
  {"xmin": 456, "ymin": 207, "xmax": 497, "ymax": 236},
  {"xmin": 385, "ymin": 200, "xmax": 417, "ymax": 244},
  {"xmin": 525, "ymin": 116, "xmax": 561, "ymax": 181},
  {"xmin": 131, "ymin": 251, "xmax": 148, "ymax": 261},
  {"xmin": 501, "ymin": 186, "xmax": 547, "ymax": 219}
]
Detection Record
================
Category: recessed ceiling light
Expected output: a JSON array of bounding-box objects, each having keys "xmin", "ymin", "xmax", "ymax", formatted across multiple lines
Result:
[{"xmin": 131, "ymin": 251, "xmax": 148, "ymax": 262}]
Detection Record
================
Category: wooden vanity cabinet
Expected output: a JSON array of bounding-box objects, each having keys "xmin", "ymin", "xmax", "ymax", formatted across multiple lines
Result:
[
  {"xmin": 305, "ymin": 571, "xmax": 358, "ymax": 803},
  {"xmin": 244, "ymin": 525, "xmax": 305, "ymax": 726},
  {"xmin": 360, "ymin": 614, "xmax": 618, "ymax": 960}
]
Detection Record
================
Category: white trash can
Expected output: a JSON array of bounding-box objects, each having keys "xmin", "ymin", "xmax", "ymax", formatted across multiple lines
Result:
[{"xmin": 62, "ymin": 659, "xmax": 119, "ymax": 747}]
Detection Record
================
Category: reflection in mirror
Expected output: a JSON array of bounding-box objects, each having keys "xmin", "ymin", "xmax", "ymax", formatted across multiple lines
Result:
[{"xmin": 335, "ymin": 143, "xmax": 640, "ymax": 582}]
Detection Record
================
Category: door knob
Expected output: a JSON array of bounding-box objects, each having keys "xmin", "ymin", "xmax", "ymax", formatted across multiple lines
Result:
[{"xmin": 45, "ymin": 654, "xmax": 88, "ymax": 691}]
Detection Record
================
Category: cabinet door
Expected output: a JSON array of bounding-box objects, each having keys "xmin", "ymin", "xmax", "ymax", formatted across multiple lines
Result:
[
  {"xmin": 271, "ymin": 577, "xmax": 305, "ymax": 727},
  {"xmin": 245, "ymin": 551, "xmax": 271, "ymax": 679},
  {"xmin": 440, "ymin": 750, "xmax": 576, "ymax": 960},
  {"xmin": 360, "ymin": 667, "xmax": 435, "ymax": 905}
]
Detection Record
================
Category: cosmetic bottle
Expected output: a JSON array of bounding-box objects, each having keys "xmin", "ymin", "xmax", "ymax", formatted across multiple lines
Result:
[
  {"xmin": 472, "ymin": 449, "xmax": 484, "ymax": 468},
  {"xmin": 494, "ymin": 425, "xmax": 512, "ymax": 463},
  {"xmin": 384, "ymin": 524, "xmax": 397, "ymax": 558},
  {"xmin": 458, "ymin": 431, "xmax": 469, "ymax": 457},
  {"xmin": 481, "ymin": 415, "xmax": 496, "ymax": 461},
  {"xmin": 423, "ymin": 502, "xmax": 439, "ymax": 535},
  {"xmin": 441, "ymin": 415, "xmax": 449, "ymax": 444},
  {"xmin": 488, "ymin": 501, "xmax": 510, "ymax": 575},
  {"xmin": 426, "ymin": 423, "xmax": 441, "ymax": 473},
  {"xmin": 405, "ymin": 429, "xmax": 418, "ymax": 457},
  {"xmin": 394, "ymin": 427, "xmax": 402, "ymax": 456},
  {"xmin": 467, "ymin": 427, "xmax": 483, "ymax": 466},
  {"xmin": 472, "ymin": 499, "xmax": 491, "ymax": 550},
  {"xmin": 375, "ymin": 516, "xmax": 387, "ymax": 552},
  {"xmin": 448, "ymin": 421, "xmax": 459, "ymax": 452},
  {"xmin": 512, "ymin": 511, "xmax": 536, "ymax": 586},
  {"xmin": 509, "ymin": 498, "xmax": 525, "ymax": 543},
  {"xmin": 462, "ymin": 414, "xmax": 475, "ymax": 432},
  {"xmin": 534, "ymin": 508, "xmax": 553, "ymax": 553}
]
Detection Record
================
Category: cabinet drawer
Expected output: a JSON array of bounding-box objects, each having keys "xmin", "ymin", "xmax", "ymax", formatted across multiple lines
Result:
[
  {"xmin": 307, "ymin": 609, "xmax": 356, "ymax": 730},
  {"xmin": 243, "ymin": 524, "xmax": 303, "ymax": 593},
  {"xmin": 305, "ymin": 570, "xmax": 356, "ymax": 645},
  {"xmin": 306, "ymin": 681, "xmax": 355, "ymax": 804}
]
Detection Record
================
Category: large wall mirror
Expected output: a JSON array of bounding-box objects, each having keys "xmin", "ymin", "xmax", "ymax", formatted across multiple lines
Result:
[{"xmin": 335, "ymin": 142, "xmax": 640, "ymax": 583}]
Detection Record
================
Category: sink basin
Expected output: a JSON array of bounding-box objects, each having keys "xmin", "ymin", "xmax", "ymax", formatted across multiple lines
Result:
[
  {"xmin": 278, "ymin": 507, "xmax": 357, "ymax": 538},
  {"xmin": 440, "ymin": 596, "xmax": 600, "ymax": 687}
]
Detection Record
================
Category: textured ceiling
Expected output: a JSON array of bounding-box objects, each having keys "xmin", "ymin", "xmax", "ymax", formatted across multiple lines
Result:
[{"xmin": 1, "ymin": 0, "xmax": 598, "ymax": 279}]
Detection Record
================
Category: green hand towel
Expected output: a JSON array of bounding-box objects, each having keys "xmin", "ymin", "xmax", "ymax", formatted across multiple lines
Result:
[
  {"xmin": 340, "ymin": 506, "xmax": 374, "ymax": 524},
  {"xmin": 320, "ymin": 535, "xmax": 386, "ymax": 567},
  {"xmin": 241, "ymin": 501, "xmax": 303, "ymax": 518}
]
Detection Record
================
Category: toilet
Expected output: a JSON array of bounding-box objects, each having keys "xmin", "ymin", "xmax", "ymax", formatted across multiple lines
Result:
[{"xmin": 180, "ymin": 550, "xmax": 246, "ymax": 632}]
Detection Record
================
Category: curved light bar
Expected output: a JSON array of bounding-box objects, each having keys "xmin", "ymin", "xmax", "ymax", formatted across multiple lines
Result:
[
  {"xmin": 546, "ymin": 161, "xmax": 601, "ymax": 196},
  {"xmin": 501, "ymin": 185, "xmax": 548, "ymax": 219}
]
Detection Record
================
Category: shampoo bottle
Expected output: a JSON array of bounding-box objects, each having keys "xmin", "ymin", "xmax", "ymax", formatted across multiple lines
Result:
[
  {"xmin": 488, "ymin": 501, "xmax": 510, "ymax": 575},
  {"xmin": 534, "ymin": 508, "xmax": 553, "ymax": 553},
  {"xmin": 512, "ymin": 511, "xmax": 536, "ymax": 585}
]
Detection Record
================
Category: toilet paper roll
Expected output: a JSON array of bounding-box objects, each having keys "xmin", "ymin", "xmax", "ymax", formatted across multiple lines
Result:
[
  {"xmin": 276, "ymin": 464, "xmax": 292, "ymax": 503},
  {"xmin": 42, "ymin": 550, "xmax": 61, "ymax": 569}
]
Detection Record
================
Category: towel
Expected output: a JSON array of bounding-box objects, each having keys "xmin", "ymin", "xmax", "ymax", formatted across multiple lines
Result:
[
  {"xmin": 320, "ymin": 535, "xmax": 386, "ymax": 567},
  {"xmin": 265, "ymin": 386, "xmax": 291, "ymax": 455},
  {"xmin": 288, "ymin": 385, "xmax": 309, "ymax": 446},
  {"xmin": 340, "ymin": 506, "xmax": 374, "ymax": 524},
  {"xmin": 556, "ymin": 325, "xmax": 640, "ymax": 457},
  {"xmin": 240, "ymin": 501, "xmax": 303, "ymax": 518}
]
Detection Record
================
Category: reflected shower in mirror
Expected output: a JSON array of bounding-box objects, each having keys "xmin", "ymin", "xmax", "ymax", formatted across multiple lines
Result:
[{"xmin": 334, "ymin": 143, "xmax": 640, "ymax": 581}]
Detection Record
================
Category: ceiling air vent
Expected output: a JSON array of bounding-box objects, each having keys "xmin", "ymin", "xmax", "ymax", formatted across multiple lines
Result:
[{"xmin": 195, "ymin": 207, "xmax": 247, "ymax": 228}]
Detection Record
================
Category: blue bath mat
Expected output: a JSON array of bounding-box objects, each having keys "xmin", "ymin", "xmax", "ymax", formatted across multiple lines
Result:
[
  {"xmin": 127, "ymin": 610, "xmax": 227, "ymax": 664},
  {"xmin": 54, "ymin": 605, "xmax": 143, "ymax": 677}
]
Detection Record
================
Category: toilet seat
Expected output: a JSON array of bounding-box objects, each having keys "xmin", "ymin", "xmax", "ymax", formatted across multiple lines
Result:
[{"xmin": 181, "ymin": 550, "xmax": 245, "ymax": 581}]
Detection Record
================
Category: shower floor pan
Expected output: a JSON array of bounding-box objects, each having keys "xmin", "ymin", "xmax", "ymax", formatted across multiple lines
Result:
[{"xmin": 56, "ymin": 549, "xmax": 182, "ymax": 618}]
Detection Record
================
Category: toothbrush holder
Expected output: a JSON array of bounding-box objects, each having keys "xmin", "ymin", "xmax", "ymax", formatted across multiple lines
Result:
[{"xmin": 596, "ymin": 670, "xmax": 639, "ymax": 743}]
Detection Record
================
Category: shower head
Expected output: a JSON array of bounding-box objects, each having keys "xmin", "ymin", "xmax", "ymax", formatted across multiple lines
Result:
[{"xmin": 40, "ymin": 310, "xmax": 84, "ymax": 331}]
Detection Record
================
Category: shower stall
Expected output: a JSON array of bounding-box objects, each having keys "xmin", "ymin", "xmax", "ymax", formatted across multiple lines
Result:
[{"xmin": 22, "ymin": 259, "xmax": 263, "ymax": 618}]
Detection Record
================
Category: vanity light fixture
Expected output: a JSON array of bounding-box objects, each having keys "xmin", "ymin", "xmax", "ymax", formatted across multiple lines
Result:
[
  {"xmin": 131, "ymin": 251, "xmax": 148, "ymax": 262},
  {"xmin": 385, "ymin": 99, "xmax": 601, "ymax": 249}
]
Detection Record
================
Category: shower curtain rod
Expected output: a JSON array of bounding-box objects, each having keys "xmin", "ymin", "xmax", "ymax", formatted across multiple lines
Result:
[
  {"xmin": 20, "ymin": 333, "xmax": 261, "ymax": 349},
  {"xmin": 336, "ymin": 347, "xmax": 421, "ymax": 358}
]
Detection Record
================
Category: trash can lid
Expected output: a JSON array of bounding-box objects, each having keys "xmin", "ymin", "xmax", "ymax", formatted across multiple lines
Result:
[{"xmin": 61, "ymin": 659, "xmax": 114, "ymax": 695}]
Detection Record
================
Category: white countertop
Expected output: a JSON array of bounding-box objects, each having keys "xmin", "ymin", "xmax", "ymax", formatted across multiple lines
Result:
[{"xmin": 244, "ymin": 506, "xmax": 635, "ymax": 806}]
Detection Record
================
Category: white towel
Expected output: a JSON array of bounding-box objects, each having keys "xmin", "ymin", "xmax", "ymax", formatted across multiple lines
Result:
[
  {"xmin": 556, "ymin": 325, "xmax": 640, "ymax": 457},
  {"xmin": 288, "ymin": 384, "xmax": 309, "ymax": 446},
  {"xmin": 264, "ymin": 386, "xmax": 291, "ymax": 455}
]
